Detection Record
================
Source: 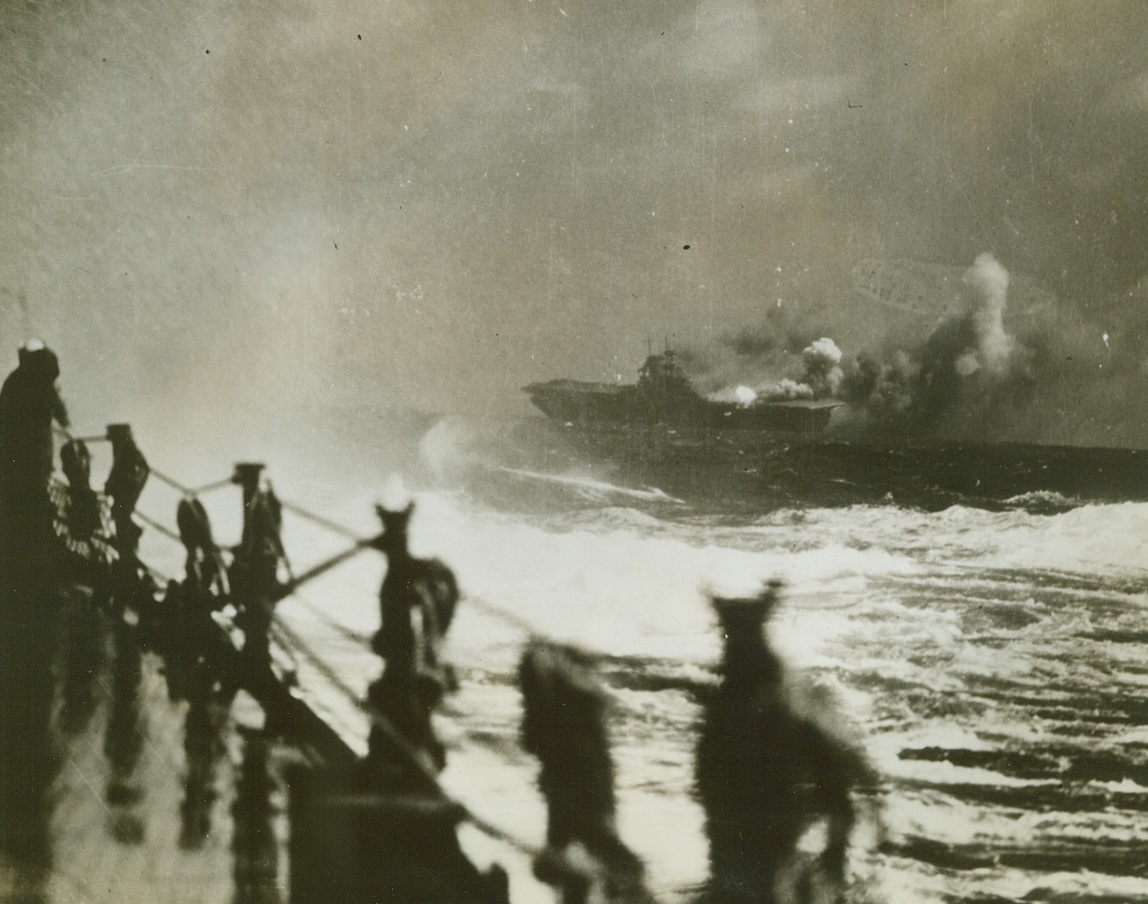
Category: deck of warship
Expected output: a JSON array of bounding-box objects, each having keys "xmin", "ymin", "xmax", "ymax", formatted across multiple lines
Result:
[{"xmin": 1, "ymin": 625, "xmax": 271, "ymax": 903}]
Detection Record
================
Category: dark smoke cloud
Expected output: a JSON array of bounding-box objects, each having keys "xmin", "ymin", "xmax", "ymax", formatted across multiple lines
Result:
[
  {"xmin": 836, "ymin": 254, "xmax": 1034, "ymax": 437},
  {"xmin": 676, "ymin": 299, "xmax": 835, "ymax": 398}
]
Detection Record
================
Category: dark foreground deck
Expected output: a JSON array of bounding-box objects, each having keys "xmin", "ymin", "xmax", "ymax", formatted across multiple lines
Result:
[{"xmin": 0, "ymin": 587, "xmax": 285, "ymax": 904}]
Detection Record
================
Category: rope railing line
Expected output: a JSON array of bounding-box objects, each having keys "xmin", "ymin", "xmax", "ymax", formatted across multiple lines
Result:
[
  {"xmin": 278, "ymin": 497, "xmax": 364, "ymax": 541},
  {"xmin": 188, "ymin": 475, "xmax": 237, "ymax": 496},
  {"xmin": 148, "ymin": 467, "xmax": 194, "ymax": 495},
  {"xmin": 358, "ymin": 701, "xmax": 535, "ymax": 853},
  {"xmin": 462, "ymin": 593, "xmax": 709, "ymax": 686},
  {"xmin": 150, "ymin": 467, "xmax": 237, "ymax": 497},
  {"xmin": 270, "ymin": 614, "xmax": 364, "ymax": 710},
  {"xmin": 271, "ymin": 539, "xmax": 378, "ymax": 605},
  {"xmin": 134, "ymin": 509, "xmax": 184, "ymax": 546},
  {"xmin": 455, "ymin": 807, "xmax": 537, "ymax": 858},
  {"xmin": 58, "ymin": 442, "xmax": 370, "ymax": 542},
  {"xmin": 268, "ymin": 620, "xmax": 301, "ymax": 679},
  {"xmin": 357, "ymin": 696, "xmax": 538, "ymax": 856},
  {"xmin": 154, "ymin": 474, "xmax": 379, "ymax": 540},
  {"xmin": 277, "ymin": 586, "xmax": 559, "ymax": 800},
  {"xmin": 289, "ymin": 591, "xmax": 373, "ymax": 646}
]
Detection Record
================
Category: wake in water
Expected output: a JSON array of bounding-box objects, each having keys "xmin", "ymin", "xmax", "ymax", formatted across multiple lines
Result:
[
  {"xmin": 409, "ymin": 411, "xmax": 1148, "ymax": 521},
  {"xmin": 414, "ymin": 415, "xmax": 687, "ymax": 516},
  {"xmin": 489, "ymin": 467, "xmax": 685, "ymax": 507}
]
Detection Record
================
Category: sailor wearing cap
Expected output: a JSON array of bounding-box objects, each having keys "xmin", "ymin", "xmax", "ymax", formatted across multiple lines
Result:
[{"xmin": 0, "ymin": 341, "xmax": 69, "ymax": 548}]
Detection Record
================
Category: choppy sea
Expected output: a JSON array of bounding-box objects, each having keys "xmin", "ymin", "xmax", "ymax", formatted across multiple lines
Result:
[{"xmin": 133, "ymin": 414, "xmax": 1148, "ymax": 904}]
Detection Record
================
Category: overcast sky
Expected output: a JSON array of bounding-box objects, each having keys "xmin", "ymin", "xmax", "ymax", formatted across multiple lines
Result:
[{"xmin": 3, "ymin": 1, "xmax": 1148, "ymax": 448}]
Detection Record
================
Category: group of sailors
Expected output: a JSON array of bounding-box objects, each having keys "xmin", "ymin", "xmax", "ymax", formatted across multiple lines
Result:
[{"xmin": 0, "ymin": 342, "xmax": 875, "ymax": 904}]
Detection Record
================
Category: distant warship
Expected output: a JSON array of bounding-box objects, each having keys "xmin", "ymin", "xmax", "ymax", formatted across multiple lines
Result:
[{"xmin": 523, "ymin": 350, "xmax": 840, "ymax": 436}]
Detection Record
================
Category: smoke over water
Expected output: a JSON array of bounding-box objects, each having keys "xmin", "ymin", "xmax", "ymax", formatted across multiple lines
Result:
[
  {"xmin": 835, "ymin": 252, "xmax": 1030, "ymax": 438},
  {"xmin": 675, "ymin": 248, "xmax": 1148, "ymax": 447}
]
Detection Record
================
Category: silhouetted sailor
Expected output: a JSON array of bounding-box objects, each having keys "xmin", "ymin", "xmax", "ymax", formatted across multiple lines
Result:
[
  {"xmin": 229, "ymin": 463, "xmax": 286, "ymax": 667},
  {"xmin": 60, "ymin": 438, "xmax": 101, "ymax": 544},
  {"xmin": 367, "ymin": 501, "xmax": 459, "ymax": 776},
  {"xmin": 519, "ymin": 641, "xmax": 656, "ymax": 904},
  {"xmin": 0, "ymin": 341, "xmax": 68, "ymax": 552},
  {"xmin": 160, "ymin": 496, "xmax": 229, "ymax": 703},
  {"xmin": 696, "ymin": 581, "xmax": 871, "ymax": 904},
  {"xmin": 165, "ymin": 496, "xmax": 231, "ymax": 847},
  {"xmin": 98, "ymin": 425, "xmax": 153, "ymax": 842},
  {"xmin": 0, "ymin": 342, "xmax": 66, "ymax": 873},
  {"xmin": 177, "ymin": 494, "xmax": 227, "ymax": 596},
  {"xmin": 58, "ymin": 439, "xmax": 106, "ymax": 733},
  {"xmin": 104, "ymin": 423, "xmax": 150, "ymax": 553}
]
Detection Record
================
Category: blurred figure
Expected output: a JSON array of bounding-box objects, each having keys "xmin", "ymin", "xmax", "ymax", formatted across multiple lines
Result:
[
  {"xmin": 58, "ymin": 437, "xmax": 106, "ymax": 734},
  {"xmin": 167, "ymin": 497, "xmax": 231, "ymax": 849},
  {"xmin": 99, "ymin": 425, "xmax": 153, "ymax": 844},
  {"xmin": 104, "ymin": 423, "xmax": 150, "ymax": 553},
  {"xmin": 334, "ymin": 503, "xmax": 508, "ymax": 904},
  {"xmin": 60, "ymin": 438, "xmax": 101, "ymax": 544},
  {"xmin": 229, "ymin": 463, "xmax": 286, "ymax": 668},
  {"xmin": 367, "ymin": 501, "xmax": 459, "ymax": 777},
  {"xmin": 0, "ymin": 343, "xmax": 67, "ymax": 886},
  {"xmin": 57, "ymin": 437, "xmax": 106, "ymax": 733},
  {"xmin": 177, "ymin": 494, "xmax": 227, "ymax": 597},
  {"xmin": 519, "ymin": 640, "xmax": 656, "ymax": 904},
  {"xmin": 696, "ymin": 581, "xmax": 872, "ymax": 904},
  {"xmin": 0, "ymin": 340, "xmax": 68, "ymax": 552}
]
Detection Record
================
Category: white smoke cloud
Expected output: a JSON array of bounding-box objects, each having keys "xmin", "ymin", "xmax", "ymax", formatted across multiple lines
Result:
[
  {"xmin": 801, "ymin": 337, "xmax": 844, "ymax": 397},
  {"xmin": 734, "ymin": 385, "xmax": 757, "ymax": 405},
  {"xmin": 963, "ymin": 252, "xmax": 1014, "ymax": 379},
  {"xmin": 705, "ymin": 336, "xmax": 843, "ymax": 403}
]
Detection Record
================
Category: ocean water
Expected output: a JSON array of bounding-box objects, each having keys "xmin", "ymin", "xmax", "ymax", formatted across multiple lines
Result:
[{"xmin": 131, "ymin": 416, "xmax": 1148, "ymax": 904}]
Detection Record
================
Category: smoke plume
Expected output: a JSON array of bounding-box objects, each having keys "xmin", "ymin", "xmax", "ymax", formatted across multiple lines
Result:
[
  {"xmin": 837, "ymin": 253, "xmax": 1030, "ymax": 437},
  {"xmin": 693, "ymin": 334, "xmax": 843, "ymax": 406},
  {"xmin": 963, "ymin": 253, "xmax": 1014, "ymax": 380},
  {"xmin": 799, "ymin": 337, "xmax": 844, "ymax": 400}
]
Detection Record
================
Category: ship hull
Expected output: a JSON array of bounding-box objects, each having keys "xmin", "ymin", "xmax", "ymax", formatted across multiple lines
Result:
[{"xmin": 523, "ymin": 381, "xmax": 839, "ymax": 436}]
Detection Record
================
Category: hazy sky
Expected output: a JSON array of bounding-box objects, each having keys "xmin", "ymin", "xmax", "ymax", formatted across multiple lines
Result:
[{"xmin": 3, "ymin": 1, "xmax": 1148, "ymax": 446}]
